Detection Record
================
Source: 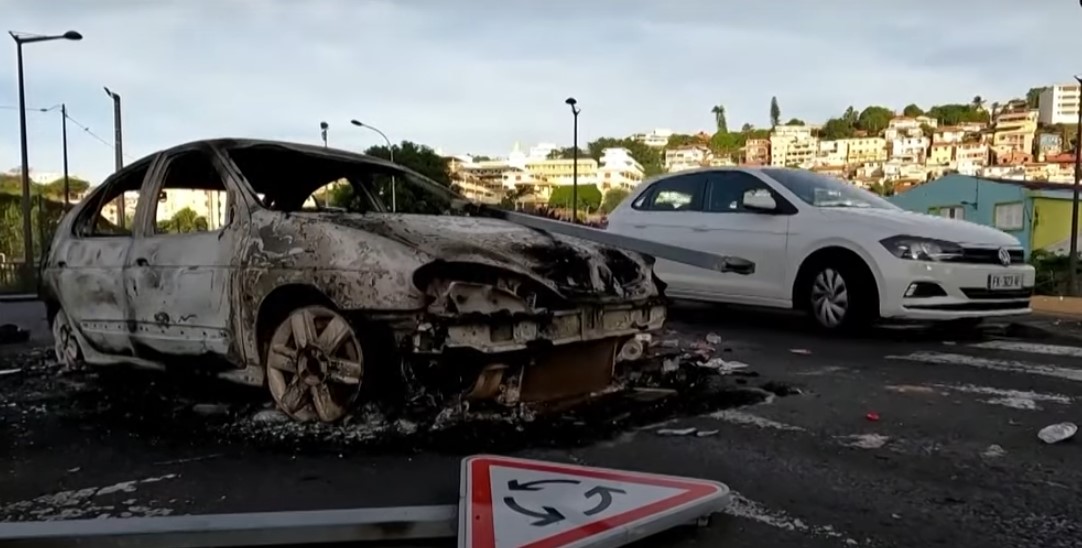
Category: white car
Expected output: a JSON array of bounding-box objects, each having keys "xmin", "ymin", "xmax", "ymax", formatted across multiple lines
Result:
[{"xmin": 606, "ymin": 167, "xmax": 1035, "ymax": 330}]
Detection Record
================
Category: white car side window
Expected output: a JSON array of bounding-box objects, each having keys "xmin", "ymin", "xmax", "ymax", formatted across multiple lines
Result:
[{"xmin": 635, "ymin": 175, "xmax": 705, "ymax": 212}]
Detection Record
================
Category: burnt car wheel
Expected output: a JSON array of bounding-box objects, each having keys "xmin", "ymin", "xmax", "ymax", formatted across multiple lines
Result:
[
  {"xmin": 265, "ymin": 305, "xmax": 365, "ymax": 422},
  {"xmin": 51, "ymin": 309, "xmax": 83, "ymax": 368}
]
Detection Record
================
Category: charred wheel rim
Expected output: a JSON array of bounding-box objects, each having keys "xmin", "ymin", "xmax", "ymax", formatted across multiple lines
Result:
[
  {"xmin": 811, "ymin": 268, "xmax": 848, "ymax": 328},
  {"xmin": 52, "ymin": 310, "xmax": 80, "ymax": 367},
  {"xmin": 266, "ymin": 306, "xmax": 364, "ymax": 422}
]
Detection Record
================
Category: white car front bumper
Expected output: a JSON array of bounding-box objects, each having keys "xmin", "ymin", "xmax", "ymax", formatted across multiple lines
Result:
[{"xmin": 878, "ymin": 258, "xmax": 1035, "ymax": 321}]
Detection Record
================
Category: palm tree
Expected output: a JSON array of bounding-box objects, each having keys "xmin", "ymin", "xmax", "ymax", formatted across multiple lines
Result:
[
  {"xmin": 711, "ymin": 105, "xmax": 728, "ymax": 133},
  {"xmin": 972, "ymin": 95, "xmax": 985, "ymax": 111}
]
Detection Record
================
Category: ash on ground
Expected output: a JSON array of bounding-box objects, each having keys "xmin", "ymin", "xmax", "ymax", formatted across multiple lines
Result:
[{"xmin": 0, "ymin": 331, "xmax": 802, "ymax": 454}]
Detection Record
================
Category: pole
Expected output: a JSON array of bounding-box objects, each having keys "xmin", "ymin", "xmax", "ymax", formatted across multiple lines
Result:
[
  {"xmin": 1070, "ymin": 75, "xmax": 1082, "ymax": 296},
  {"xmin": 105, "ymin": 88, "xmax": 125, "ymax": 227},
  {"xmin": 61, "ymin": 103, "xmax": 70, "ymax": 207},
  {"xmin": 572, "ymin": 111, "xmax": 579, "ymax": 224},
  {"xmin": 15, "ymin": 40, "xmax": 34, "ymax": 286}
]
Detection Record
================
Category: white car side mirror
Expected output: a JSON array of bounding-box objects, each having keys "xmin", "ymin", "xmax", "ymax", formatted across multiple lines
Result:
[{"xmin": 744, "ymin": 192, "xmax": 777, "ymax": 213}]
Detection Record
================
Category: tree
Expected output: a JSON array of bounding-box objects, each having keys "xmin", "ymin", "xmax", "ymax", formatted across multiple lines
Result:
[
  {"xmin": 586, "ymin": 137, "xmax": 663, "ymax": 177},
  {"xmin": 855, "ymin": 106, "xmax": 894, "ymax": 135},
  {"xmin": 711, "ymin": 105, "xmax": 728, "ymax": 133},
  {"xmin": 471, "ymin": 155, "xmax": 492, "ymax": 162},
  {"xmin": 157, "ymin": 207, "xmax": 208, "ymax": 234},
  {"xmin": 740, "ymin": 123, "xmax": 754, "ymax": 132},
  {"xmin": 601, "ymin": 188, "xmax": 630, "ymax": 214},
  {"xmin": 926, "ymin": 104, "xmax": 989, "ymax": 125},
  {"xmin": 1027, "ymin": 87, "xmax": 1049, "ymax": 109},
  {"xmin": 902, "ymin": 104, "xmax": 924, "ymax": 117},
  {"xmin": 972, "ymin": 95, "xmax": 985, "ymax": 110},
  {"xmin": 666, "ymin": 134, "xmax": 705, "ymax": 148},
  {"xmin": 547, "ymin": 147, "xmax": 584, "ymax": 159},
  {"xmin": 770, "ymin": 97, "xmax": 781, "ymax": 127},
  {"xmin": 843, "ymin": 106, "xmax": 858, "ymax": 124},
  {"xmin": 548, "ymin": 184, "xmax": 602, "ymax": 213},
  {"xmin": 786, "ymin": 118, "xmax": 805, "ymax": 126},
  {"xmin": 364, "ymin": 140, "xmax": 454, "ymax": 214},
  {"xmin": 820, "ymin": 118, "xmax": 855, "ymax": 140}
]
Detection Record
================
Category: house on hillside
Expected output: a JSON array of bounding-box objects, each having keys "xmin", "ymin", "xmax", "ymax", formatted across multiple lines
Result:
[{"xmin": 888, "ymin": 174, "xmax": 1082, "ymax": 257}]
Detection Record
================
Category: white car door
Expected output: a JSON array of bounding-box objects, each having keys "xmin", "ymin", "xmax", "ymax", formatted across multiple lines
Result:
[
  {"xmin": 607, "ymin": 173, "xmax": 710, "ymax": 295},
  {"xmin": 684, "ymin": 171, "xmax": 792, "ymax": 305}
]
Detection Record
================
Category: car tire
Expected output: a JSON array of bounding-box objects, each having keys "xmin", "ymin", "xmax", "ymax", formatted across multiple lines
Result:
[
  {"xmin": 805, "ymin": 261, "xmax": 872, "ymax": 332},
  {"xmin": 264, "ymin": 305, "xmax": 365, "ymax": 423},
  {"xmin": 51, "ymin": 309, "xmax": 83, "ymax": 369}
]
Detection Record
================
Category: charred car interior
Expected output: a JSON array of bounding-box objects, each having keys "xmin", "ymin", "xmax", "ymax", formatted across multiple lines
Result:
[{"xmin": 41, "ymin": 139, "xmax": 669, "ymax": 423}]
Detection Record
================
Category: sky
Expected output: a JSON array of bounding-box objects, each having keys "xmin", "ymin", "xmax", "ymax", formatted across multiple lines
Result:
[{"xmin": 0, "ymin": 0, "xmax": 1078, "ymax": 185}]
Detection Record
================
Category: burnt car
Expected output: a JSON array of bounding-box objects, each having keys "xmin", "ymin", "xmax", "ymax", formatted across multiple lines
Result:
[{"xmin": 41, "ymin": 139, "xmax": 667, "ymax": 422}]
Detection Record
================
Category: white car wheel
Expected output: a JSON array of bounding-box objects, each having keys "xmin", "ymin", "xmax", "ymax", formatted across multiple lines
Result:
[
  {"xmin": 265, "ymin": 305, "xmax": 365, "ymax": 423},
  {"xmin": 810, "ymin": 267, "xmax": 850, "ymax": 329}
]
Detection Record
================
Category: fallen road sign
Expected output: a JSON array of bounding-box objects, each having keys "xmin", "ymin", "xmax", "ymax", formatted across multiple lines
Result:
[{"xmin": 458, "ymin": 455, "xmax": 731, "ymax": 548}]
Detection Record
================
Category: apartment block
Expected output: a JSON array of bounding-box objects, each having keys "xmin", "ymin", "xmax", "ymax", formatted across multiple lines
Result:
[
  {"xmin": 841, "ymin": 137, "xmax": 887, "ymax": 163},
  {"xmin": 743, "ymin": 139, "xmax": 771, "ymax": 165},
  {"xmin": 665, "ymin": 145, "xmax": 709, "ymax": 172},
  {"xmin": 1038, "ymin": 84, "xmax": 1081, "ymax": 125},
  {"xmin": 770, "ymin": 125, "xmax": 818, "ymax": 167}
]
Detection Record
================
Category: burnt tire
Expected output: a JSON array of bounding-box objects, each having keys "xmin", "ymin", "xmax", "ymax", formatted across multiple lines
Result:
[
  {"xmin": 51, "ymin": 309, "xmax": 83, "ymax": 369},
  {"xmin": 803, "ymin": 259, "xmax": 875, "ymax": 332}
]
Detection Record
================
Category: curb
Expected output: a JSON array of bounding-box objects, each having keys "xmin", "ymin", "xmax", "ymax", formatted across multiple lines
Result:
[
  {"xmin": 1002, "ymin": 318, "xmax": 1082, "ymax": 342},
  {"xmin": 0, "ymin": 294, "xmax": 40, "ymax": 303}
]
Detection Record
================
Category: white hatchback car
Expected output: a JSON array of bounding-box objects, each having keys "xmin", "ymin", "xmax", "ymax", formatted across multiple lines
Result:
[{"xmin": 606, "ymin": 167, "xmax": 1036, "ymax": 330}]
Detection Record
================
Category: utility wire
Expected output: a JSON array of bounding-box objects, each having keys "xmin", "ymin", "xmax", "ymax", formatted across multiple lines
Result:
[{"xmin": 1, "ymin": 104, "xmax": 136, "ymax": 160}]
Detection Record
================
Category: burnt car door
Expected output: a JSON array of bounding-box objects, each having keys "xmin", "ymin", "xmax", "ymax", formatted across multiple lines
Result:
[
  {"xmin": 51, "ymin": 159, "xmax": 150, "ymax": 355},
  {"xmin": 123, "ymin": 144, "xmax": 242, "ymax": 360}
]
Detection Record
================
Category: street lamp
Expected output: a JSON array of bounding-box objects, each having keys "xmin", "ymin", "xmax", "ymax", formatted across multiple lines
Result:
[
  {"xmin": 320, "ymin": 121, "xmax": 329, "ymax": 148},
  {"xmin": 10, "ymin": 29, "xmax": 81, "ymax": 288},
  {"xmin": 1069, "ymin": 74, "xmax": 1082, "ymax": 296},
  {"xmin": 565, "ymin": 97, "xmax": 581, "ymax": 223},
  {"xmin": 350, "ymin": 120, "xmax": 396, "ymax": 212},
  {"xmin": 102, "ymin": 87, "xmax": 126, "ymax": 230},
  {"xmin": 60, "ymin": 104, "xmax": 70, "ymax": 206}
]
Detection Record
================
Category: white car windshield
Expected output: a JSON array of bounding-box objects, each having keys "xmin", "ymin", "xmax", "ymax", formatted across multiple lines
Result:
[{"xmin": 762, "ymin": 168, "xmax": 898, "ymax": 210}]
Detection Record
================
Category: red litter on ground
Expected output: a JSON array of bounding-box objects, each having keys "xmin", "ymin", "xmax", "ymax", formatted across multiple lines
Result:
[{"xmin": 866, "ymin": 412, "xmax": 880, "ymax": 422}]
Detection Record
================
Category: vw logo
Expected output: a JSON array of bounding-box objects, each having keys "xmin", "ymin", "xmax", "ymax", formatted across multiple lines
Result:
[{"xmin": 997, "ymin": 247, "xmax": 1011, "ymax": 266}]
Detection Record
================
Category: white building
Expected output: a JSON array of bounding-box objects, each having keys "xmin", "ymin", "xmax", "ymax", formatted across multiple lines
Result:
[
  {"xmin": 817, "ymin": 140, "xmax": 849, "ymax": 165},
  {"xmin": 631, "ymin": 128, "xmax": 674, "ymax": 148},
  {"xmin": 891, "ymin": 137, "xmax": 930, "ymax": 161},
  {"xmin": 770, "ymin": 125, "xmax": 818, "ymax": 167},
  {"xmin": 158, "ymin": 188, "xmax": 228, "ymax": 229},
  {"xmin": 1038, "ymin": 84, "xmax": 1081, "ymax": 125},
  {"xmin": 664, "ymin": 146, "xmax": 709, "ymax": 172},
  {"xmin": 528, "ymin": 142, "xmax": 559, "ymax": 160},
  {"xmin": 597, "ymin": 148, "xmax": 644, "ymax": 192}
]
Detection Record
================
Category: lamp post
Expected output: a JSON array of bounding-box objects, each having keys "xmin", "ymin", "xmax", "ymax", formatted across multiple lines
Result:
[
  {"xmin": 1070, "ymin": 74, "xmax": 1082, "ymax": 296},
  {"xmin": 61, "ymin": 103, "xmax": 70, "ymax": 207},
  {"xmin": 103, "ymin": 86, "xmax": 124, "ymax": 227},
  {"xmin": 350, "ymin": 120, "xmax": 396, "ymax": 212},
  {"xmin": 9, "ymin": 29, "xmax": 81, "ymax": 288},
  {"xmin": 565, "ymin": 97, "xmax": 581, "ymax": 223},
  {"xmin": 320, "ymin": 121, "xmax": 329, "ymax": 148}
]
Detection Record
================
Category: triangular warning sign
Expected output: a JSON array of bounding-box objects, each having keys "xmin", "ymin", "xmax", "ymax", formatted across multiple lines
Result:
[{"xmin": 458, "ymin": 455, "xmax": 730, "ymax": 548}]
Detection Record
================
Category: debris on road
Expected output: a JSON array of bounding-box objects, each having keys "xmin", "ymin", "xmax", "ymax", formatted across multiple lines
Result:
[
  {"xmin": 981, "ymin": 444, "xmax": 1006, "ymax": 458},
  {"xmin": 838, "ymin": 433, "xmax": 890, "ymax": 449},
  {"xmin": 789, "ymin": 348, "xmax": 812, "ymax": 355},
  {"xmin": 251, "ymin": 409, "xmax": 290, "ymax": 424},
  {"xmin": 656, "ymin": 427, "xmax": 698, "ymax": 436},
  {"xmin": 695, "ymin": 429, "xmax": 719, "ymax": 437},
  {"xmin": 0, "ymin": 324, "xmax": 30, "ymax": 345},
  {"xmin": 865, "ymin": 412, "xmax": 881, "ymax": 422},
  {"xmin": 0, "ymin": 368, "xmax": 22, "ymax": 377},
  {"xmin": 697, "ymin": 358, "xmax": 749, "ymax": 373},
  {"xmin": 709, "ymin": 409, "xmax": 805, "ymax": 432},
  {"xmin": 705, "ymin": 333, "xmax": 722, "ymax": 345},
  {"xmin": 885, "ymin": 384, "xmax": 937, "ymax": 394},
  {"xmin": 1037, "ymin": 422, "xmax": 1078, "ymax": 444}
]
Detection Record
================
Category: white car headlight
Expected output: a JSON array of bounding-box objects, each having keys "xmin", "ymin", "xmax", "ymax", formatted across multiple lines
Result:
[{"xmin": 880, "ymin": 235, "xmax": 964, "ymax": 262}]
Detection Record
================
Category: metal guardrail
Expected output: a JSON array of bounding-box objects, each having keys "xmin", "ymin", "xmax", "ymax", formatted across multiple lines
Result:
[{"xmin": 0, "ymin": 505, "xmax": 459, "ymax": 547}]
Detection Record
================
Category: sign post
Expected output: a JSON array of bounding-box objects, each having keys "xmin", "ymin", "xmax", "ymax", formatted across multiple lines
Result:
[{"xmin": 459, "ymin": 455, "xmax": 731, "ymax": 548}]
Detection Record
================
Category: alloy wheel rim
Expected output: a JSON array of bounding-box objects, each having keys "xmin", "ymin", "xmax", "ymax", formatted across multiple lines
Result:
[
  {"xmin": 810, "ymin": 268, "xmax": 849, "ymax": 328},
  {"xmin": 266, "ymin": 306, "xmax": 364, "ymax": 422}
]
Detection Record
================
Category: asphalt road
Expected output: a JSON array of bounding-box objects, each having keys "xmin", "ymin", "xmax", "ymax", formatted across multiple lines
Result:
[{"xmin": 2, "ymin": 301, "xmax": 1082, "ymax": 548}]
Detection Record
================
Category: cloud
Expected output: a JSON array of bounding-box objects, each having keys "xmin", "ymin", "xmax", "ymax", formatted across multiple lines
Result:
[{"xmin": 0, "ymin": 0, "xmax": 1077, "ymax": 184}]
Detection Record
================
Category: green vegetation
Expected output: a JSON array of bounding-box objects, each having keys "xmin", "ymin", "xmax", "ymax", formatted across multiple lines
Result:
[
  {"xmin": 711, "ymin": 105, "xmax": 728, "ymax": 133},
  {"xmin": 769, "ymin": 96, "xmax": 781, "ymax": 128},
  {"xmin": 549, "ymin": 184, "xmax": 602, "ymax": 212},
  {"xmin": 601, "ymin": 188, "xmax": 630, "ymax": 214},
  {"xmin": 156, "ymin": 207, "xmax": 208, "ymax": 234}
]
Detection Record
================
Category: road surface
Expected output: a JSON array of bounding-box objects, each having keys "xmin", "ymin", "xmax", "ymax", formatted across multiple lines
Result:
[{"xmin": 2, "ymin": 301, "xmax": 1081, "ymax": 547}]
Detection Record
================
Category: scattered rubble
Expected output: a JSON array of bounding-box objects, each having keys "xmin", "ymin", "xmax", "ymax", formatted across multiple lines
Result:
[
  {"xmin": 656, "ymin": 427, "xmax": 697, "ymax": 436},
  {"xmin": 838, "ymin": 434, "xmax": 890, "ymax": 449},
  {"xmin": 789, "ymin": 349, "xmax": 812, "ymax": 355},
  {"xmin": 1037, "ymin": 422, "xmax": 1077, "ymax": 444},
  {"xmin": 981, "ymin": 444, "xmax": 1006, "ymax": 458},
  {"xmin": 0, "ymin": 368, "xmax": 22, "ymax": 376},
  {"xmin": 705, "ymin": 333, "xmax": 722, "ymax": 345}
]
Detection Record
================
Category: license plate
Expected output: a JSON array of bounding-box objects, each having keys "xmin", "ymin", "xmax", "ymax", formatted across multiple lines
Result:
[{"xmin": 987, "ymin": 273, "xmax": 1023, "ymax": 290}]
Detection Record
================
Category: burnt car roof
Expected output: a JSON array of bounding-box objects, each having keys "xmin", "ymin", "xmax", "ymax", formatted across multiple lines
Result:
[{"xmin": 173, "ymin": 138, "xmax": 402, "ymax": 170}]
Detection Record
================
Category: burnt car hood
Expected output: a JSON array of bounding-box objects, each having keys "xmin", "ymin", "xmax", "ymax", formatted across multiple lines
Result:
[{"xmin": 320, "ymin": 213, "xmax": 656, "ymax": 302}]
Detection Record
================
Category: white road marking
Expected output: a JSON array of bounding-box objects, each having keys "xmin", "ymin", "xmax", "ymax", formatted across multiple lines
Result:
[
  {"xmin": 709, "ymin": 409, "xmax": 805, "ymax": 431},
  {"xmin": 886, "ymin": 352, "xmax": 1082, "ymax": 382},
  {"xmin": 933, "ymin": 383, "xmax": 1071, "ymax": 411},
  {"xmin": 725, "ymin": 490, "xmax": 858, "ymax": 544},
  {"xmin": 970, "ymin": 340, "xmax": 1082, "ymax": 358},
  {"xmin": 0, "ymin": 474, "xmax": 178, "ymax": 521}
]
